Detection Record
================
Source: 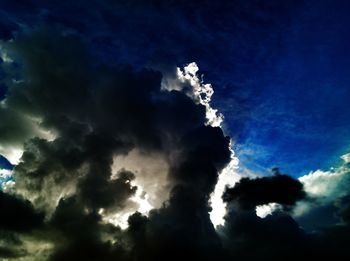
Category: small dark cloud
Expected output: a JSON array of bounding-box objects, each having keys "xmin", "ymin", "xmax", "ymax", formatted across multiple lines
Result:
[{"xmin": 223, "ymin": 172, "xmax": 306, "ymax": 210}]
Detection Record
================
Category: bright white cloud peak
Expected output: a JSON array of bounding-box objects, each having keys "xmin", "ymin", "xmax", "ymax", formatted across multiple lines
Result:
[
  {"xmin": 176, "ymin": 62, "xmax": 224, "ymax": 127},
  {"xmin": 169, "ymin": 62, "xmax": 240, "ymax": 227}
]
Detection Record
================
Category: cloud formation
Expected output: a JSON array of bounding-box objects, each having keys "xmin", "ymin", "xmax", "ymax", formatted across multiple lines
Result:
[
  {"xmin": 0, "ymin": 3, "xmax": 350, "ymax": 259},
  {"xmin": 0, "ymin": 28, "xmax": 232, "ymax": 259}
]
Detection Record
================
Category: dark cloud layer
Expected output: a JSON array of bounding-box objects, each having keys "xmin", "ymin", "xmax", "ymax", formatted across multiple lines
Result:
[{"xmin": 0, "ymin": 1, "xmax": 350, "ymax": 260}]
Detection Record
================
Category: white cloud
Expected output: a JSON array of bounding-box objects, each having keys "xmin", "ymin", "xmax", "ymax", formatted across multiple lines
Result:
[
  {"xmin": 293, "ymin": 153, "xmax": 350, "ymax": 217},
  {"xmin": 255, "ymin": 153, "xmax": 350, "ymax": 219},
  {"xmin": 256, "ymin": 203, "xmax": 281, "ymax": 218},
  {"xmin": 299, "ymin": 169, "xmax": 348, "ymax": 198},
  {"xmin": 177, "ymin": 63, "xmax": 224, "ymax": 127}
]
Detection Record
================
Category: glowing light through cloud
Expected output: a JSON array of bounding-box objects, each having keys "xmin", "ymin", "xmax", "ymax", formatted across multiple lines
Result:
[
  {"xmin": 209, "ymin": 145, "xmax": 240, "ymax": 226},
  {"xmin": 130, "ymin": 182, "xmax": 153, "ymax": 214},
  {"xmin": 172, "ymin": 62, "xmax": 241, "ymax": 227}
]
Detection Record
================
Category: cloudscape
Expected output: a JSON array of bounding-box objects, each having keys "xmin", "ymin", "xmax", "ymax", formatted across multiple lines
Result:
[{"xmin": 1, "ymin": 1, "xmax": 350, "ymax": 260}]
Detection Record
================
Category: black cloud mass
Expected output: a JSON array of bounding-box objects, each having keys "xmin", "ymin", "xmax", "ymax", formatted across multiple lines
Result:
[
  {"xmin": 0, "ymin": 1, "xmax": 350, "ymax": 260},
  {"xmin": 223, "ymin": 172, "xmax": 306, "ymax": 210},
  {"xmin": 1, "ymin": 29, "xmax": 231, "ymax": 260}
]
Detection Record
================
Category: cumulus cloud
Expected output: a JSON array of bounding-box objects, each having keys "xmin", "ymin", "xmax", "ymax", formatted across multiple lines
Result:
[{"xmin": 0, "ymin": 28, "xmax": 233, "ymax": 259}]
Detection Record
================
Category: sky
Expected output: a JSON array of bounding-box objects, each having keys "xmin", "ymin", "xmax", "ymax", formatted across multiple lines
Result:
[{"xmin": 0, "ymin": 0, "xmax": 350, "ymax": 260}]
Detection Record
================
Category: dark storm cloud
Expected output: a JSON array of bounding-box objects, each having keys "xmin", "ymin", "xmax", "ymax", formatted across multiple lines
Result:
[
  {"xmin": 0, "ymin": 190, "xmax": 43, "ymax": 232},
  {"xmin": 4, "ymin": 29, "xmax": 198, "ymax": 197},
  {"xmin": 223, "ymin": 171, "xmax": 306, "ymax": 210},
  {"xmin": 0, "ymin": 27, "xmax": 232, "ymax": 260}
]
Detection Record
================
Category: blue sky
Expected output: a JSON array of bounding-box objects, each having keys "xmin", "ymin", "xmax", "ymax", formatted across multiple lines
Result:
[{"xmin": 223, "ymin": 0, "xmax": 350, "ymax": 176}]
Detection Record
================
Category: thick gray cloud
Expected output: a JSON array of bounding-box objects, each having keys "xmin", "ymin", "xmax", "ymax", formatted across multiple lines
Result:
[{"xmin": 0, "ymin": 28, "xmax": 232, "ymax": 259}]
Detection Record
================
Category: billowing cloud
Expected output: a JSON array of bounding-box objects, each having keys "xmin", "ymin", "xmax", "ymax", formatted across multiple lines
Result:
[{"xmin": 0, "ymin": 28, "xmax": 233, "ymax": 259}]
